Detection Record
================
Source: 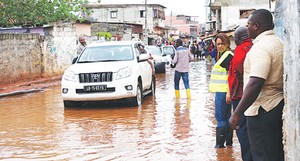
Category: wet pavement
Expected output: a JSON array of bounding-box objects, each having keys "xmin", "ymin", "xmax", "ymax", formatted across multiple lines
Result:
[{"xmin": 0, "ymin": 60, "xmax": 242, "ymax": 161}]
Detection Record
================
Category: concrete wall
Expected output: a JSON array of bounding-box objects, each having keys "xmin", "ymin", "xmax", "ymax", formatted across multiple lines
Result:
[
  {"xmin": 75, "ymin": 23, "xmax": 91, "ymax": 36},
  {"xmin": 42, "ymin": 23, "xmax": 77, "ymax": 78},
  {"xmin": 275, "ymin": 1, "xmax": 300, "ymax": 160},
  {"xmin": 0, "ymin": 27, "xmax": 45, "ymax": 36},
  {"xmin": 0, "ymin": 33, "xmax": 43, "ymax": 84},
  {"xmin": 0, "ymin": 23, "xmax": 77, "ymax": 84}
]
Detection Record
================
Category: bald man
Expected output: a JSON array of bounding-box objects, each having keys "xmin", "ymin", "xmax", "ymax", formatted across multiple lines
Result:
[
  {"xmin": 229, "ymin": 9, "xmax": 284, "ymax": 161},
  {"xmin": 77, "ymin": 36, "xmax": 87, "ymax": 55},
  {"xmin": 228, "ymin": 25, "xmax": 253, "ymax": 161}
]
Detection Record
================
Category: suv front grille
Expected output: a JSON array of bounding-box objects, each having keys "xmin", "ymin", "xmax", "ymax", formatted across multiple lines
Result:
[{"xmin": 79, "ymin": 72, "xmax": 113, "ymax": 83}]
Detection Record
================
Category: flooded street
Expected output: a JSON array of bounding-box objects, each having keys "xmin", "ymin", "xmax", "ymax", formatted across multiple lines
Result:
[{"xmin": 0, "ymin": 60, "xmax": 242, "ymax": 161}]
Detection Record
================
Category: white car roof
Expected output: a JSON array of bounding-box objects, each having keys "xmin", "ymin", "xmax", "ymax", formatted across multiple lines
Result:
[{"xmin": 88, "ymin": 41, "xmax": 143, "ymax": 47}]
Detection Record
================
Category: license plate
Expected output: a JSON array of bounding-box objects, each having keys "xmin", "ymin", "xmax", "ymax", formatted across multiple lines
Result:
[{"xmin": 84, "ymin": 85, "xmax": 107, "ymax": 92}]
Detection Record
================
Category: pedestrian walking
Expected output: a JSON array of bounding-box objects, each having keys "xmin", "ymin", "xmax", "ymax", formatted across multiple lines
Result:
[
  {"xmin": 210, "ymin": 46, "xmax": 217, "ymax": 65},
  {"xmin": 198, "ymin": 40, "xmax": 205, "ymax": 60},
  {"xmin": 229, "ymin": 9, "xmax": 284, "ymax": 161},
  {"xmin": 172, "ymin": 38, "xmax": 193, "ymax": 99},
  {"xmin": 208, "ymin": 33, "xmax": 233, "ymax": 148},
  {"xmin": 192, "ymin": 41, "xmax": 200, "ymax": 59},
  {"xmin": 228, "ymin": 26, "xmax": 253, "ymax": 161}
]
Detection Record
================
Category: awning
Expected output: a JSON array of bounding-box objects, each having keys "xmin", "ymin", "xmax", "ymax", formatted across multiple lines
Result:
[
  {"xmin": 147, "ymin": 34, "xmax": 159, "ymax": 39},
  {"xmin": 209, "ymin": 2, "xmax": 222, "ymax": 10}
]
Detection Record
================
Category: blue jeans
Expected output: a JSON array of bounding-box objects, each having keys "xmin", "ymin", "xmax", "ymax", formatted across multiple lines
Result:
[
  {"xmin": 215, "ymin": 92, "xmax": 231, "ymax": 128},
  {"xmin": 232, "ymin": 99, "xmax": 253, "ymax": 161},
  {"xmin": 174, "ymin": 70, "xmax": 189, "ymax": 90}
]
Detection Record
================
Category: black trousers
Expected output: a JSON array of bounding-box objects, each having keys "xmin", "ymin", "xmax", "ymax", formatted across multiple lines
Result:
[
  {"xmin": 247, "ymin": 99, "xmax": 284, "ymax": 161},
  {"xmin": 232, "ymin": 99, "xmax": 253, "ymax": 161}
]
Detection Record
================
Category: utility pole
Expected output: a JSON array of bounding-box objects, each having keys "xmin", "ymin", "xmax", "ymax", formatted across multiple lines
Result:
[
  {"xmin": 205, "ymin": 0, "xmax": 209, "ymax": 22},
  {"xmin": 170, "ymin": 11, "xmax": 172, "ymax": 39},
  {"xmin": 106, "ymin": 8, "xmax": 109, "ymax": 32},
  {"xmin": 144, "ymin": 0, "xmax": 148, "ymax": 45}
]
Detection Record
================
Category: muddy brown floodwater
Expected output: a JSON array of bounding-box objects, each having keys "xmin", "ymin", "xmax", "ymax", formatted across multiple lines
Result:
[{"xmin": 0, "ymin": 60, "xmax": 242, "ymax": 161}]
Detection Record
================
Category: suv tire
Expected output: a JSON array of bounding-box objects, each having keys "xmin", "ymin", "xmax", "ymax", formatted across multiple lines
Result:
[
  {"xmin": 129, "ymin": 82, "xmax": 142, "ymax": 106},
  {"xmin": 161, "ymin": 66, "xmax": 166, "ymax": 73},
  {"xmin": 63, "ymin": 101, "xmax": 81, "ymax": 107},
  {"xmin": 150, "ymin": 76, "xmax": 156, "ymax": 96}
]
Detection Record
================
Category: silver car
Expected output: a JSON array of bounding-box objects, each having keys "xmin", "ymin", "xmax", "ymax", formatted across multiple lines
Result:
[{"xmin": 146, "ymin": 45, "xmax": 176, "ymax": 73}]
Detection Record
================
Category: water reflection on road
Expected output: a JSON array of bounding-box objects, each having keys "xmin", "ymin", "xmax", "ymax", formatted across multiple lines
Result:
[{"xmin": 0, "ymin": 60, "xmax": 242, "ymax": 161}]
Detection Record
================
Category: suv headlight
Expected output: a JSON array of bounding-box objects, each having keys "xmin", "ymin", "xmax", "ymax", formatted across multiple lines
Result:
[
  {"xmin": 116, "ymin": 67, "xmax": 132, "ymax": 80},
  {"xmin": 63, "ymin": 70, "xmax": 77, "ymax": 82}
]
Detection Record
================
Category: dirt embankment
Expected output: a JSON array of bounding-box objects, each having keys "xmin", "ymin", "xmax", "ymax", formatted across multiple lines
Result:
[{"xmin": 0, "ymin": 76, "xmax": 62, "ymax": 95}]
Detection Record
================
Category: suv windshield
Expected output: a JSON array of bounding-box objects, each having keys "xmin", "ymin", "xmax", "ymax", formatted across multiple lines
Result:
[
  {"xmin": 146, "ymin": 46, "xmax": 162, "ymax": 56},
  {"xmin": 78, "ymin": 45, "xmax": 133, "ymax": 63},
  {"xmin": 162, "ymin": 46, "xmax": 175, "ymax": 55}
]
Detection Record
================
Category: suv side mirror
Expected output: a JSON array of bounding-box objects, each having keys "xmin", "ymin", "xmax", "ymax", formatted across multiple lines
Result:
[
  {"xmin": 171, "ymin": 54, "xmax": 175, "ymax": 60},
  {"xmin": 72, "ymin": 56, "xmax": 78, "ymax": 64}
]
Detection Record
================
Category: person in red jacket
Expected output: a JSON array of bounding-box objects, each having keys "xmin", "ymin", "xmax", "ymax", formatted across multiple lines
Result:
[{"xmin": 228, "ymin": 26, "xmax": 253, "ymax": 161}]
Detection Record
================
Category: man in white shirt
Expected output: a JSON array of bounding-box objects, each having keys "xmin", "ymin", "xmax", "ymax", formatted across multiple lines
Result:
[{"xmin": 229, "ymin": 9, "xmax": 284, "ymax": 161}]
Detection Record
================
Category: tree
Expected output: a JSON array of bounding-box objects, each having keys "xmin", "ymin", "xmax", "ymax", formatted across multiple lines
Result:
[
  {"xmin": 96, "ymin": 31, "xmax": 112, "ymax": 41},
  {"xmin": 0, "ymin": 0, "xmax": 97, "ymax": 27}
]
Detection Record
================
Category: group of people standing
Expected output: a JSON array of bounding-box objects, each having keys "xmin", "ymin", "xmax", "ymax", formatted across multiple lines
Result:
[
  {"xmin": 172, "ymin": 9, "xmax": 284, "ymax": 161},
  {"xmin": 209, "ymin": 9, "xmax": 284, "ymax": 161},
  {"xmin": 76, "ymin": 9, "xmax": 284, "ymax": 160},
  {"xmin": 189, "ymin": 39, "xmax": 214, "ymax": 61}
]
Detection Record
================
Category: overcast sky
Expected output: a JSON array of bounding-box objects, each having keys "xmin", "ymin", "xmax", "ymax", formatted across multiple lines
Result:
[{"xmin": 89, "ymin": 0, "xmax": 207, "ymax": 23}]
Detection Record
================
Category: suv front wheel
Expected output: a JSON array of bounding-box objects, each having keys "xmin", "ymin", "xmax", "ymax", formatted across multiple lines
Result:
[
  {"xmin": 63, "ymin": 101, "xmax": 82, "ymax": 107},
  {"xmin": 128, "ymin": 82, "xmax": 142, "ymax": 106},
  {"xmin": 150, "ymin": 76, "xmax": 156, "ymax": 96}
]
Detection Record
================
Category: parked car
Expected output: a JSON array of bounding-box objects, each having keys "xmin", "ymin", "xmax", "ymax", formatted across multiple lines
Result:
[
  {"xmin": 146, "ymin": 45, "xmax": 176, "ymax": 73},
  {"xmin": 61, "ymin": 41, "xmax": 155, "ymax": 107},
  {"xmin": 161, "ymin": 45, "xmax": 176, "ymax": 63}
]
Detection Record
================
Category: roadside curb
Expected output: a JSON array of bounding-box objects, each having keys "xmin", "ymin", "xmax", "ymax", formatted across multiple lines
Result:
[
  {"xmin": 0, "ymin": 76, "xmax": 62, "ymax": 98},
  {"xmin": 0, "ymin": 89, "xmax": 44, "ymax": 98}
]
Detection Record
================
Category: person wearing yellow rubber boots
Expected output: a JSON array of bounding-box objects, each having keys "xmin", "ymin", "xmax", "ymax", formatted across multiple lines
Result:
[{"xmin": 171, "ymin": 38, "xmax": 193, "ymax": 99}]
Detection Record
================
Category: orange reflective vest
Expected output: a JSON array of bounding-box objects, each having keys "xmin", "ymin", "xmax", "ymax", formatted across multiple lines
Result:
[{"xmin": 209, "ymin": 50, "xmax": 234, "ymax": 92}]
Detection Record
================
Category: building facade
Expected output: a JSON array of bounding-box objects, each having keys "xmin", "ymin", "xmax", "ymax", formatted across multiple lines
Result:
[
  {"xmin": 85, "ymin": 3, "xmax": 167, "ymax": 45},
  {"xmin": 165, "ymin": 14, "xmax": 200, "ymax": 39},
  {"xmin": 208, "ymin": 0, "xmax": 276, "ymax": 31}
]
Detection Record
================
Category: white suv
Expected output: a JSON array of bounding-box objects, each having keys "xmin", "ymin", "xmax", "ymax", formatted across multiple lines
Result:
[{"xmin": 61, "ymin": 41, "xmax": 155, "ymax": 107}]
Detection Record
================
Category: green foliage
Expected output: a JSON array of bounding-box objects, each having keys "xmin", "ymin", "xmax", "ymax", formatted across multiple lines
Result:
[
  {"xmin": 96, "ymin": 32, "xmax": 112, "ymax": 40},
  {"xmin": 0, "ymin": 0, "xmax": 95, "ymax": 27}
]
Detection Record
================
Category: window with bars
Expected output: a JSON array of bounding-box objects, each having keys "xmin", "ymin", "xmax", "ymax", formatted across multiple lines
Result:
[
  {"xmin": 110, "ymin": 11, "xmax": 117, "ymax": 18},
  {"xmin": 239, "ymin": 9, "xmax": 255, "ymax": 19},
  {"xmin": 140, "ymin": 10, "xmax": 145, "ymax": 18}
]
